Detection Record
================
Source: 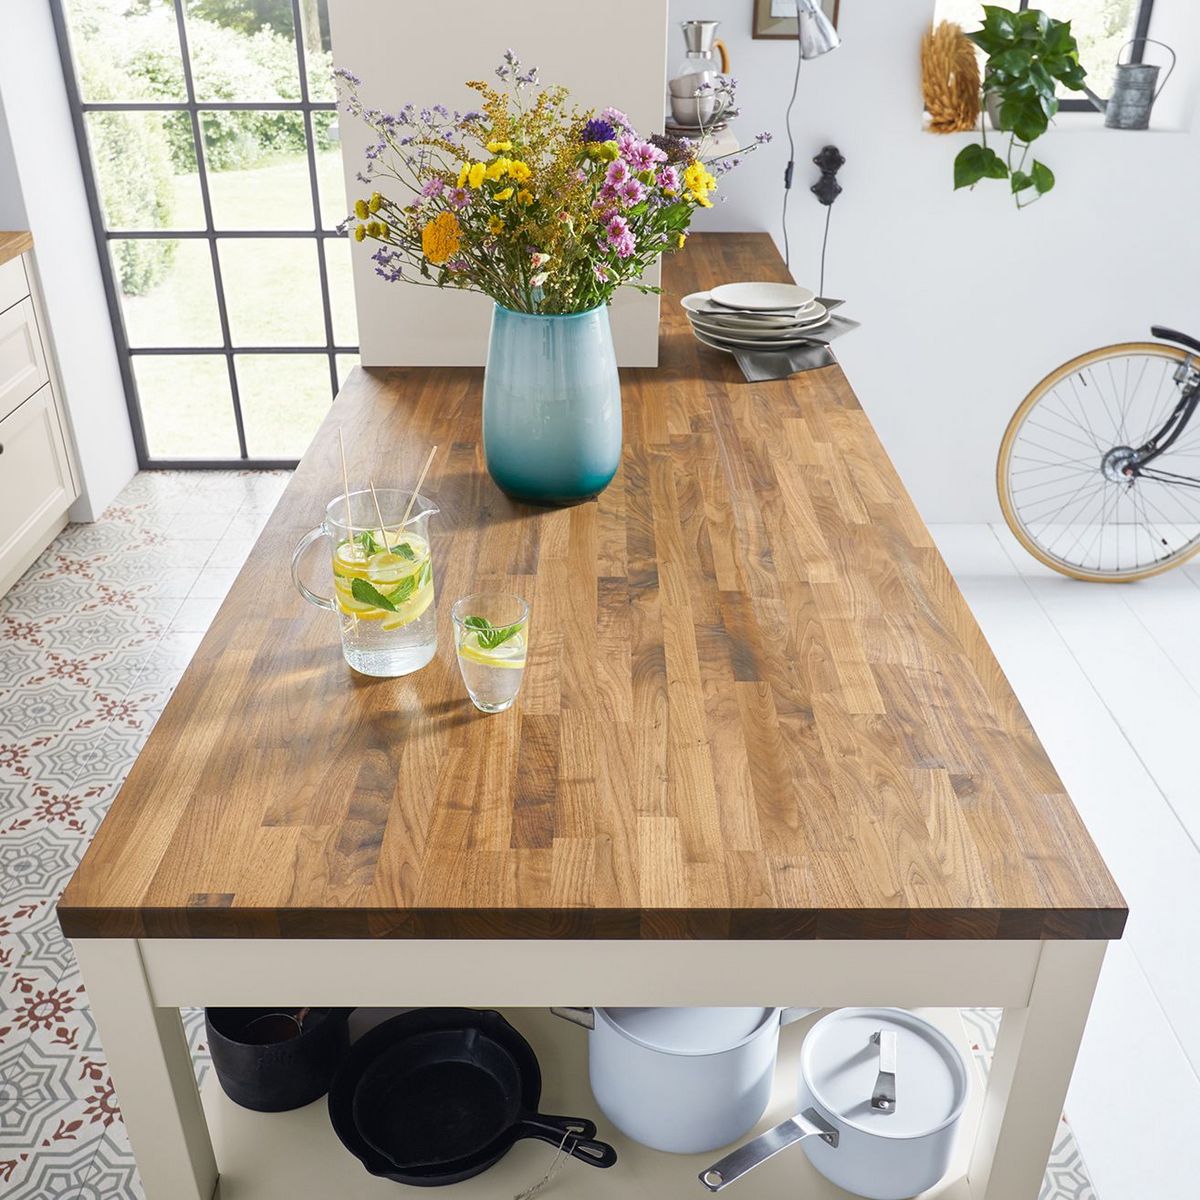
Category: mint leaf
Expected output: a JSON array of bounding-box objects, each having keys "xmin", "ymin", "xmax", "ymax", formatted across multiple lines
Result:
[
  {"xmin": 479, "ymin": 622, "xmax": 522, "ymax": 650},
  {"xmin": 387, "ymin": 573, "xmax": 418, "ymax": 604},
  {"xmin": 350, "ymin": 577, "xmax": 397, "ymax": 611},
  {"xmin": 356, "ymin": 529, "xmax": 381, "ymax": 556},
  {"xmin": 392, "ymin": 541, "xmax": 416, "ymax": 560},
  {"xmin": 464, "ymin": 615, "xmax": 491, "ymax": 631}
]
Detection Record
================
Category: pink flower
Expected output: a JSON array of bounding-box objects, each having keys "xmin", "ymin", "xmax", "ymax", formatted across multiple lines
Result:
[
  {"xmin": 605, "ymin": 214, "xmax": 629, "ymax": 245},
  {"xmin": 625, "ymin": 140, "xmax": 665, "ymax": 171},
  {"xmin": 421, "ymin": 177, "xmax": 445, "ymax": 198},
  {"xmin": 530, "ymin": 251, "xmax": 551, "ymax": 269},
  {"xmin": 447, "ymin": 187, "xmax": 470, "ymax": 208},
  {"xmin": 604, "ymin": 159, "xmax": 629, "ymax": 187},
  {"xmin": 602, "ymin": 106, "xmax": 629, "ymax": 129},
  {"xmin": 614, "ymin": 231, "xmax": 636, "ymax": 259},
  {"xmin": 619, "ymin": 177, "xmax": 646, "ymax": 205},
  {"xmin": 594, "ymin": 263, "xmax": 610, "ymax": 281},
  {"xmin": 598, "ymin": 180, "xmax": 620, "ymax": 204},
  {"xmin": 657, "ymin": 165, "xmax": 681, "ymax": 193}
]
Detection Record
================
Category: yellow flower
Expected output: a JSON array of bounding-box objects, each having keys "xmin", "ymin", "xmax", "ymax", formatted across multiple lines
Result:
[
  {"xmin": 494, "ymin": 186, "xmax": 514, "ymax": 201},
  {"xmin": 508, "ymin": 160, "xmax": 531, "ymax": 183},
  {"xmin": 517, "ymin": 189, "xmax": 534, "ymax": 206},
  {"xmin": 380, "ymin": 222, "xmax": 390, "ymax": 238},
  {"xmin": 468, "ymin": 162, "xmax": 486, "ymax": 189},
  {"xmin": 421, "ymin": 210, "xmax": 461, "ymax": 264},
  {"xmin": 354, "ymin": 198, "xmax": 369, "ymax": 220},
  {"xmin": 677, "ymin": 233, "xmax": 687, "ymax": 248},
  {"xmin": 366, "ymin": 220, "xmax": 381, "ymax": 237},
  {"xmin": 457, "ymin": 162, "xmax": 470, "ymax": 188},
  {"xmin": 694, "ymin": 194, "xmax": 713, "ymax": 208},
  {"xmin": 354, "ymin": 223, "xmax": 366, "ymax": 241},
  {"xmin": 487, "ymin": 139, "xmax": 513, "ymax": 154},
  {"xmin": 484, "ymin": 157, "xmax": 510, "ymax": 182},
  {"xmin": 684, "ymin": 161, "xmax": 717, "ymax": 206},
  {"xmin": 368, "ymin": 192, "xmax": 382, "ymax": 213},
  {"xmin": 487, "ymin": 215, "xmax": 504, "ymax": 235}
]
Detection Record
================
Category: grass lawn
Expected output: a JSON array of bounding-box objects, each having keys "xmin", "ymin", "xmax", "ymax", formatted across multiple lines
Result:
[{"xmin": 120, "ymin": 150, "xmax": 359, "ymax": 460}]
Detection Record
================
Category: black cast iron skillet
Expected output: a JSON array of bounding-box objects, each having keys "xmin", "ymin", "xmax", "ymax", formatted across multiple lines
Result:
[{"xmin": 329, "ymin": 1008, "xmax": 617, "ymax": 1185}]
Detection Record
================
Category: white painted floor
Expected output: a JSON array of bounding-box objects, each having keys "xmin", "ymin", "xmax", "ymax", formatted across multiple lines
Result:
[{"xmin": 931, "ymin": 523, "xmax": 1200, "ymax": 1200}]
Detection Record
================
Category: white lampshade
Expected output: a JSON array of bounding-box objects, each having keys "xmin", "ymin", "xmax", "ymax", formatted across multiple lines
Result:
[{"xmin": 797, "ymin": 0, "xmax": 841, "ymax": 59}]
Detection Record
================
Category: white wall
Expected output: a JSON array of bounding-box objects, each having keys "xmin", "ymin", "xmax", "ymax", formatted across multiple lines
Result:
[
  {"xmin": 329, "ymin": 0, "xmax": 668, "ymax": 368},
  {"xmin": 673, "ymin": 0, "xmax": 1200, "ymax": 522},
  {"xmin": 0, "ymin": 1, "xmax": 136, "ymax": 521}
]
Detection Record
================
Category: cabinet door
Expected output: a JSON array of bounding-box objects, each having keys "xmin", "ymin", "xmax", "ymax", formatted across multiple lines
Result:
[
  {"xmin": 0, "ymin": 257, "xmax": 30, "ymax": 314},
  {"xmin": 0, "ymin": 385, "xmax": 74, "ymax": 568},
  {"xmin": 0, "ymin": 298, "xmax": 50, "ymax": 422}
]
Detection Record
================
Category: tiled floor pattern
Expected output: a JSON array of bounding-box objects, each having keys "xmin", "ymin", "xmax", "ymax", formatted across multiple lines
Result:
[{"xmin": 0, "ymin": 472, "xmax": 1096, "ymax": 1198}]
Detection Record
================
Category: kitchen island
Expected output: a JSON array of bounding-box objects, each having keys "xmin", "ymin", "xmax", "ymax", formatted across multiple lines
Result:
[{"xmin": 58, "ymin": 233, "xmax": 1125, "ymax": 1199}]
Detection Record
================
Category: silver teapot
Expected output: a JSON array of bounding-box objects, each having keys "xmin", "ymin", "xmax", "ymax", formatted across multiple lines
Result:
[{"xmin": 1081, "ymin": 38, "xmax": 1175, "ymax": 130}]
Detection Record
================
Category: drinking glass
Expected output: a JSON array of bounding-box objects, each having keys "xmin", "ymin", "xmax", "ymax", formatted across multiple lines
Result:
[
  {"xmin": 292, "ymin": 489, "xmax": 438, "ymax": 677},
  {"xmin": 451, "ymin": 592, "xmax": 530, "ymax": 713}
]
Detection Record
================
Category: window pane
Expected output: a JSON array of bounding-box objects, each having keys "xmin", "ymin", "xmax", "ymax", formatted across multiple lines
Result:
[
  {"xmin": 298, "ymin": 0, "xmax": 336, "ymax": 100},
  {"xmin": 236, "ymin": 354, "xmax": 331, "ymax": 458},
  {"xmin": 87, "ymin": 112, "xmax": 204, "ymax": 233},
  {"xmin": 135, "ymin": 356, "xmax": 240, "ymax": 459},
  {"xmin": 218, "ymin": 238, "xmax": 325, "ymax": 346},
  {"xmin": 1044, "ymin": 0, "xmax": 1140, "ymax": 97},
  {"xmin": 201, "ymin": 111, "xmax": 314, "ymax": 230},
  {"xmin": 313, "ymin": 111, "xmax": 347, "ymax": 230},
  {"xmin": 184, "ymin": 0, "xmax": 300, "ymax": 102},
  {"xmin": 324, "ymin": 238, "xmax": 357, "ymax": 347},
  {"xmin": 336, "ymin": 354, "xmax": 360, "ymax": 391},
  {"xmin": 113, "ymin": 240, "xmax": 223, "ymax": 349},
  {"xmin": 67, "ymin": 0, "xmax": 186, "ymax": 102}
]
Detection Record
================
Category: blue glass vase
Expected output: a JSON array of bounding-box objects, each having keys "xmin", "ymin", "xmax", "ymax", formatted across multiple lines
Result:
[{"xmin": 482, "ymin": 303, "xmax": 622, "ymax": 506}]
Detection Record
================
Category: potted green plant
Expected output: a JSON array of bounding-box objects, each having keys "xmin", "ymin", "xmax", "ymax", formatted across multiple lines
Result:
[{"xmin": 953, "ymin": 6, "xmax": 1087, "ymax": 207}]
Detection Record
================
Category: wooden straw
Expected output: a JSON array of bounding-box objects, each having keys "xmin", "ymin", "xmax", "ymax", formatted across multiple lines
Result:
[
  {"xmin": 338, "ymin": 428, "xmax": 353, "ymax": 533},
  {"xmin": 368, "ymin": 479, "xmax": 393, "ymax": 550},
  {"xmin": 399, "ymin": 445, "xmax": 438, "ymax": 529}
]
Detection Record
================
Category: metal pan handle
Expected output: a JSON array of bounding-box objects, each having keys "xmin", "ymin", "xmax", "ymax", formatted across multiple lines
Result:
[
  {"xmin": 871, "ymin": 1029, "xmax": 897, "ymax": 1113},
  {"xmin": 698, "ymin": 1108, "xmax": 839, "ymax": 1192},
  {"xmin": 549, "ymin": 1006, "xmax": 595, "ymax": 1030},
  {"xmin": 514, "ymin": 1113, "xmax": 617, "ymax": 1168}
]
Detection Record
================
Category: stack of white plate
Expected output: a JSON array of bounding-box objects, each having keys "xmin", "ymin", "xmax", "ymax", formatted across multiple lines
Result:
[{"xmin": 682, "ymin": 282, "xmax": 829, "ymax": 354}]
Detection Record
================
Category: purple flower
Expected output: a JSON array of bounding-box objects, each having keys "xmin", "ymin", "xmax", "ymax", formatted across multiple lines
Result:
[
  {"xmin": 619, "ymin": 177, "xmax": 646, "ymax": 205},
  {"xmin": 613, "ymin": 231, "xmax": 636, "ymax": 258},
  {"xmin": 598, "ymin": 180, "xmax": 620, "ymax": 204},
  {"xmin": 334, "ymin": 67, "xmax": 363, "ymax": 87},
  {"xmin": 447, "ymin": 187, "xmax": 470, "ymax": 208},
  {"xmin": 582, "ymin": 117, "xmax": 616, "ymax": 143},
  {"xmin": 594, "ymin": 263, "xmax": 610, "ymax": 282},
  {"xmin": 421, "ymin": 177, "xmax": 445, "ymax": 198},
  {"xmin": 605, "ymin": 214, "xmax": 629, "ymax": 244},
  {"xmin": 605, "ymin": 159, "xmax": 629, "ymax": 187},
  {"xmin": 649, "ymin": 132, "xmax": 695, "ymax": 164},
  {"xmin": 602, "ymin": 106, "xmax": 629, "ymax": 129},
  {"xmin": 657, "ymin": 165, "xmax": 681, "ymax": 193},
  {"xmin": 755, "ymin": 131, "xmax": 774, "ymax": 145},
  {"xmin": 617, "ymin": 132, "xmax": 638, "ymax": 158}
]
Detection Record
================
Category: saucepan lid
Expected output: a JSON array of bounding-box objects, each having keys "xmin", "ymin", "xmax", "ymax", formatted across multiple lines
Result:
[
  {"xmin": 601, "ymin": 1007, "xmax": 777, "ymax": 1055},
  {"xmin": 801, "ymin": 1008, "xmax": 968, "ymax": 1139}
]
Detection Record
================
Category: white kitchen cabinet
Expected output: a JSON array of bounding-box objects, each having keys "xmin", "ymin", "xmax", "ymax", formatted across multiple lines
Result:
[{"xmin": 0, "ymin": 232, "xmax": 80, "ymax": 597}]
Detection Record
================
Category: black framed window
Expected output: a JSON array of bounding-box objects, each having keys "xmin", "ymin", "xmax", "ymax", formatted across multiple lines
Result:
[
  {"xmin": 52, "ymin": 0, "xmax": 358, "ymax": 469},
  {"xmin": 935, "ymin": 0, "xmax": 1157, "ymax": 110}
]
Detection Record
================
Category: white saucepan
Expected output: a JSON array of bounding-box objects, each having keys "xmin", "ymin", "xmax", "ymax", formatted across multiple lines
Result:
[
  {"xmin": 551, "ymin": 1006, "xmax": 817, "ymax": 1155},
  {"xmin": 699, "ymin": 1008, "xmax": 970, "ymax": 1200}
]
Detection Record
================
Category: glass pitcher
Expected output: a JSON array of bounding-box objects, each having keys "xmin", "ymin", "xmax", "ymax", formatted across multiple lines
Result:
[{"xmin": 291, "ymin": 488, "xmax": 439, "ymax": 677}]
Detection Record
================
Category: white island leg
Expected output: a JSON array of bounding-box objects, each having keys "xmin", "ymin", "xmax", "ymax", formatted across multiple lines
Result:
[
  {"xmin": 970, "ymin": 940, "xmax": 1107, "ymax": 1200},
  {"xmin": 73, "ymin": 939, "xmax": 218, "ymax": 1200}
]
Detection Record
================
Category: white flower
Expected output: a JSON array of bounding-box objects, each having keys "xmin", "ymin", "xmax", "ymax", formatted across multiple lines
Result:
[
  {"xmin": 530, "ymin": 271, "xmax": 549, "ymax": 288},
  {"xmin": 530, "ymin": 252, "xmax": 551, "ymax": 269}
]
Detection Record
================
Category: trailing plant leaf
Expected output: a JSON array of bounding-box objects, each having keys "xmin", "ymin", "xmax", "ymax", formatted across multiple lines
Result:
[
  {"xmin": 1031, "ymin": 160, "xmax": 1055, "ymax": 194},
  {"xmin": 1010, "ymin": 169, "xmax": 1035, "ymax": 194},
  {"xmin": 954, "ymin": 143, "xmax": 1008, "ymax": 189}
]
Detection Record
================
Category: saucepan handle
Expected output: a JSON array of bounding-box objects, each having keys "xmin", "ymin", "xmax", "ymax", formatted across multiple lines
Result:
[
  {"xmin": 514, "ymin": 1113, "xmax": 617, "ymax": 1168},
  {"xmin": 698, "ymin": 1108, "xmax": 839, "ymax": 1192},
  {"xmin": 291, "ymin": 526, "xmax": 335, "ymax": 611},
  {"xmin": 779, "ymin": 1007, "xmax": 820, "ymax": 1026},
  {"xmin": 549, "ymin": 1006, "xmax": 595, "ymax": 1030},
  {"xmin": 871, "ymin": 1029, "xmax": 898, "ymax": 1113}
]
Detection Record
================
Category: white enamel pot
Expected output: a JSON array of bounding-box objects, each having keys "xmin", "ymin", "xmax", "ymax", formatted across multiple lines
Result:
[
  {"xmin": 699, "ymin": 1008, "xmax": 969, "ymax": 1200},
  {"xmin": 551, "ymin": 1007, "xmax": 817, "ymax": 1155}
]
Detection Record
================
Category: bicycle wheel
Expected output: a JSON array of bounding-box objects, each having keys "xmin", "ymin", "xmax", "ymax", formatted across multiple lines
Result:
[{"xmin": 998, "ymin": 342, "xmax": 1200, "ymax": 582}]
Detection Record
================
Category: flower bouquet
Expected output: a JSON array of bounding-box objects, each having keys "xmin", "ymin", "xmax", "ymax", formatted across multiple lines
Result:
[{"xmin": 337, "ymin": 51, "xmax": 763, "ymax": 504}]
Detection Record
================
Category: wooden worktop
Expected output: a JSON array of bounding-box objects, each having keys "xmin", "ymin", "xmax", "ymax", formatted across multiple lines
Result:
[
  {"xmin": 58, "ymin": 233, "xmax": 1126, "ymax": 942},
  {"xmin": 0, "ymin": 230, "xmax": 32, "ymax": 269}
]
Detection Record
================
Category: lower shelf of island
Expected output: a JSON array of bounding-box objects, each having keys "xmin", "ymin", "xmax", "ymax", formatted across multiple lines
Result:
[{"xmin": 204, "ymin": 1006, "xmax": 982, "ymax": 1199}]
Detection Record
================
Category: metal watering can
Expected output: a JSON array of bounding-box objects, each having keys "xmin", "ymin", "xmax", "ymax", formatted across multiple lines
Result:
[{"xmin": 1081, "ymin": 38, "xmax": 1175, "ymax": 130}]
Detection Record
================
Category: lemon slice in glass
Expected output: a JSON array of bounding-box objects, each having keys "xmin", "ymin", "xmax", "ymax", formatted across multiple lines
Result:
[{"xmin": 457, "ymin": 630, "xmax": 527, "ymax": 668}]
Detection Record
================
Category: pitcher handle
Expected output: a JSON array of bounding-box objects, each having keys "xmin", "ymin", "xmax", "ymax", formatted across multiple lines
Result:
[
  {"xmin": 292, "ymin": 526, "xmax": 335, "ymax": 610},
  {"xmin": 1120, "ymin": 38, "xmax": 1177, "ymax": 100}
]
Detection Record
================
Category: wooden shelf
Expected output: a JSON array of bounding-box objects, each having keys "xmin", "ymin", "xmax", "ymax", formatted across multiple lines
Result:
[{"xmin": 205, "ymin": 1007, "xmax": 981, "ymax": 1199}]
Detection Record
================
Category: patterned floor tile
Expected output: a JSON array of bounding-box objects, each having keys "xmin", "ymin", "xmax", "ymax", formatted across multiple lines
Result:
[{"xmin": 0, "ymin": 470, "xmax": 1100, "ymax": 1200}]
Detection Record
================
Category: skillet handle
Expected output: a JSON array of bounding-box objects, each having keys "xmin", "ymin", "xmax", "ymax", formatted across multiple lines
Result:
[{"xmin": 514, "ymin": 1113, "xmax": 618, "ymax": 1168}]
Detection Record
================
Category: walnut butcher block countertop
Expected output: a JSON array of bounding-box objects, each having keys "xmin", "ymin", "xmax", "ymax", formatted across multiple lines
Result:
[
  {"xmin": 57, "ymin": 233, "xmax": 1126, "ymax": 942},
  {"xmin": 0, "ymin": 230, "xmax": 32, "ymax": 269}
]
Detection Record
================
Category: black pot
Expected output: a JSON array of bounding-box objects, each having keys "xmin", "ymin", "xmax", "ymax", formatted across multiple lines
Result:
[{"xmin": 205, "ymin": 1006, "xmax": 353, "ymax": 1112}]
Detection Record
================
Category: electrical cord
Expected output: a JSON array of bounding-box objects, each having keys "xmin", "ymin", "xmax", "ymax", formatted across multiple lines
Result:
[
  {"xmin": 781, "ymin": 6, "xmax": 803, "ymax": 272},
  {"xmin": 818, "ymin": 202, "xmax": 832, "ymax": 296}
]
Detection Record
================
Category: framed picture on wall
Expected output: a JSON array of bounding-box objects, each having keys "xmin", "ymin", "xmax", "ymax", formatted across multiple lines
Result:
[{"xmin": 753, "ymin": 0, "xmax": 839, "ymax": 39}]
